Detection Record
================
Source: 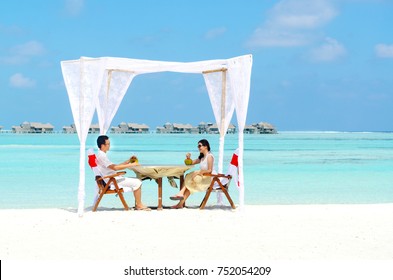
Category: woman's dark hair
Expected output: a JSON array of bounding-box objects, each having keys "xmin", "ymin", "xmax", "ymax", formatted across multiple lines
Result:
[
  {"xmin": 97, "ymin": 135, "xmax": 109, "ymax": 149},
  {"xmin": 198, "ymin": 139, "xmax": 211, "ymax": 160}
]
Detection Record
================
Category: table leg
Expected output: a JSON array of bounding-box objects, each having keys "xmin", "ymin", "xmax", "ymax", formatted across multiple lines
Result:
[
  {"xmin": 157, "ymin": 177, "xmax": 163, "ymax": 210},
  {"xmin": 180, "ymin": 175, "xmax": 185, "ymax": 207},
  {"xmin": 180, "ymin": 175, "xmax": 184, "ymax": 190}
]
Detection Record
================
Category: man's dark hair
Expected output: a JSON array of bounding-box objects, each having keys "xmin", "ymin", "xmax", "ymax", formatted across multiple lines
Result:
[{"xmin": 97, "ymin": 135, "xmax": 109, "ymax": 149}]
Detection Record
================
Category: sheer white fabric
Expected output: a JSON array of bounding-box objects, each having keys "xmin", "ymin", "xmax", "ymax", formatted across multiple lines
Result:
[
  {"xmin": 96, "ymin": 67, "xmax": 136, "ymax": 134},
  {"xmin": 228, "ymin": 55, "xmax": 253, "ymax": 208},
  {"xmin": 203, "ymin": 70, "xmax": 235, "ymax": 173},
  {"xmin": 61, "ymin": 57, "xmax": 105, "ymax": 216},
  {"xmin": 104, "ymin": 56, "xmax": 229, "ymax": 74},
  {"xmin": 61, "ymin": 54, "xmax": 252, "ymax": 215}
]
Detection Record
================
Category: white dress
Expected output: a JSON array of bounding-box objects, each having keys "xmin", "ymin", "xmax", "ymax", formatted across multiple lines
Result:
[
  {"xmin": 185, "ymin": 153, "xmax": 214, "ymax": 194},
  {"xmin": 199, "ymin": 153, "xmax": 214, "ymax": 171}
]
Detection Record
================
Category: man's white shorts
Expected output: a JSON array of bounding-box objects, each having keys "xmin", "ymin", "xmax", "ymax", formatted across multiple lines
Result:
[{"xmin": 111, "ymin": 177, "xmax": 142, "ymax": 192}]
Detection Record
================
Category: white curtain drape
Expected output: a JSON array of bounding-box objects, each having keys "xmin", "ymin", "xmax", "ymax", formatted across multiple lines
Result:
[
  {"xmin": 96, "ymin": 67, "xmax": 136, "ymax": 134},
  {"xmin": 61, "ymin": 57, "xmax": 105, "ymax": 216},
  {"xmin": 228, "ymin": 55, "xmax": 253, "ymax": 209},
  {"xmin": 203, "ymin": 70, "xmax": 235, "ymax": 173}
]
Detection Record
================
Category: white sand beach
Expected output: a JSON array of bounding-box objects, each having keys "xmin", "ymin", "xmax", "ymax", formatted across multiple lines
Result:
[{"xmin": 1, "ymin": 204, "xmax": 393, "ymax": 260}]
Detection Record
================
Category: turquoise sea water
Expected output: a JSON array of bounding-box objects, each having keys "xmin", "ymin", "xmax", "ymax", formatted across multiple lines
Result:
[{"xmin": 0, "ymin": 132, "xmax": 392, "ymax": 209}]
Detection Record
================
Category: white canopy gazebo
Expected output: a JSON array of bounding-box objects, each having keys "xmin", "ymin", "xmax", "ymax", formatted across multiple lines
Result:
[{"xmin": 61, "ymin": 54, "xmax": 252, "ymax": 216}]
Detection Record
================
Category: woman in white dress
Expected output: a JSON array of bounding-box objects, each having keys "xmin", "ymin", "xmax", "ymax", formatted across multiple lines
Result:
[{"xmin": 170, "ymin": 139, "xmax": 214, "ymax": 209}]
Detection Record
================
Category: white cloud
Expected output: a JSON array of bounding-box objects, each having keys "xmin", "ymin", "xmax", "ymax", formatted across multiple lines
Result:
[
  {"xmin": 247, "ymin": 28, "xmax": 310, "ymax": 47},
  {"xmin": 65, "ymin": 0, "xmax": 84, "ymax": 16},
  {"xmin": 0, "ymin": 40, "xmax": 45, "ymax": 65},
  {"xmin": 246, "ymin": 0, "xmax": 337, "ymax": 48},
  {"xmin": 375, "ymin": 44, "xmax": 393, "ymax": 58},
  {"xmin": 269, "ymin": 0, "xmax": 337, "ymax": 29},
  {"xmin": 12, "ymin": 40, "xmax": 45, "ymax": 56},
  {"xmin": 204, "ymin": 27, "xmax": 227, "ymax": 40},
  {"xmin": 309, "ymin": 37, "xmax": 347, "ymax": 62},
  {"xmin": 9, "ymin": 73, "xmax": 36, "ymax": 88}
]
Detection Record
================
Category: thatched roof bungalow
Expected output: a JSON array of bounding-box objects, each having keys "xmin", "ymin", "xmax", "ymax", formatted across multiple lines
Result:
[
  {"xmin": 111, "ymin": 122, "xmax": 150, "ymax": 133},
  {"xmin": 244, "ymin": 125, "xmax": 258, "ymax": 134},
  {"xmin": 12, "ymin": 122, "xmax": 54, "ymax": 133},
  {"xmin": 206, "ymin": 123, "xmax": 236, "ymax": 134},
  {"xmin": 88, "ymin": 124, "xmax": 100, "ymax": 133},
  {"xmin": 63, "ymin": 124, "xmax": 77, "ymax": 133},
  {"xmin": 156, "ymin": 123, "xmax": 198, "ymax": 133},
  {"xmin": 127, "ymin": 123, "xmax": 149, "ymax": 133},
  {"xmin": 253, "ymin": 122, "xmax": 277, "ymax": 134}
]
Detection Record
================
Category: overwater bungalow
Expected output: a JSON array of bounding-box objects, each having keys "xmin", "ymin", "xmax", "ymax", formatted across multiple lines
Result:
[
  {"xmin": 111, "ymin": 122, "xmax": 150, "ymax": 133},
  {"xmin": 259, "ymin": 122, "xmax": 277, "ymax": 134},
  {"xmin": 12, "ymin": 122, "xmax": 54, "ymax": 133},
  {"xmin": 63, "ymin": 124, "xmax": 77, "ymax": 133},
  {"xmin": 206, "ymin": 123, "xmax": 236, "ymax": 134},
  {"xmin": 62, "ymin": 123, "xmax": 102, "ymax": 133},
  {"xmin": 252, "ymin": 122, "xmax": 277, "ymax": 134},
  {"xmin": 244, "ymin": 125, "xmax": 258, "ymax": 134},
  {"xmin": 156, "ymin": 122, "xmax": 198, "ymax": 134},
  {"xmin": 172, "ymin": 123, "xmax": 197, "ymax": 133},
  {"xmin": 197, "ymin": 122, "xmax": 213, "ymax": 133},
  {"xmin": 88, "ymin": 124, "xmax": 100, "ymax": 133}
]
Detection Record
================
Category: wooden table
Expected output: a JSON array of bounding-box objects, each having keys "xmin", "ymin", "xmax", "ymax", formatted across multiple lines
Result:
[{"xmin": 128, "ymin": 165, "xmax": 193, "ymax": 210}]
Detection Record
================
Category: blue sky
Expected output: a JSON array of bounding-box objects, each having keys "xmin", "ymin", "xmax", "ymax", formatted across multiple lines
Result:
[{"xmin": 0, "ymin": 0, "xmax": 392, "ymax": 131}]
